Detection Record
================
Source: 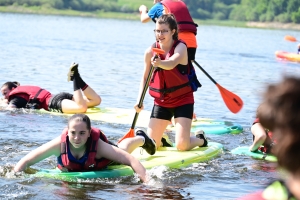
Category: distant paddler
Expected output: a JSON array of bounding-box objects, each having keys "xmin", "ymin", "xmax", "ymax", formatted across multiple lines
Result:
[{"xmin": 284, "ymin": 35, "xmax": 300, "ymax": 54}]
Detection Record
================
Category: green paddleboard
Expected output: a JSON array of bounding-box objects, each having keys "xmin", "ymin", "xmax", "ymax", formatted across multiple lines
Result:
[
  {"xmin": 231, "ymin": 146, "xmax": 277, "ymax": 162},
  {"xmin": 34, "ymin": 142, "xmax": 223, "ymax": 181}
]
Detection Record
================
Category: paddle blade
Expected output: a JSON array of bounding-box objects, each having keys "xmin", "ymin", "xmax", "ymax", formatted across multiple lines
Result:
[
  {"xmin": 284, "ymin": 35, "xmax": 297, "ymax": 42},
  {"xmin": 118, "ymin": 128, "xmax": 135, "ymax": 144},
  {"xmin": 216, "ymin": 84, "xmax": 243, "ymax": 113},
  {"xmin": 152, "ymin": 48, "xmax": 165, "ymax": 55}
]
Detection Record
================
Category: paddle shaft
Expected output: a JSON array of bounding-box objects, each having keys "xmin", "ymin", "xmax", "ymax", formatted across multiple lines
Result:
[
  {"xmin": 192, "ymin": 60, "xmax": 217, "ymax": 85},
  {"xmin": 130, "ymin": 56, "xmax": 158, "ymax": 129},
  {"xmin": 192, "ymin": 60, "xmax": 243, "ymax": 113}
]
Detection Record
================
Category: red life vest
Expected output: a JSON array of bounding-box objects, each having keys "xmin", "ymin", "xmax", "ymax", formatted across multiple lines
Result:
[
  {"xmin": 161, "ymin": 0, "xmax": 198, "ymax": 35},
  {"xmin": 57, "ymin": 127, "xmax": 112, "ymax": 172},
  {"xmin": 149, "ymin": 40, "xmax": 192, "ymax": 101},
  {"xmin": 8, "ymin": 85, "xmax": 51, "ymax": 109}
]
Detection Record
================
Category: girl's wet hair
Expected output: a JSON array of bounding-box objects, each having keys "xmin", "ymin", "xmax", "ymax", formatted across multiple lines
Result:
[
  {"xmin": 156, "ymin": 14, "xmax": 178, "ymax": 40},
  {"xmin": 68, "ymin": 114, "xmax": 91, "ymax": 130},
  {"xmin": 2, "ymin": 82, "xmax": 20, "ymax": 90}
]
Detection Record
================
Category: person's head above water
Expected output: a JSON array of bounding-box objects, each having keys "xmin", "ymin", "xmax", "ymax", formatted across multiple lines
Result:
[{"xmin": 1, "ymin": 81, "xmax": 20, "ymax": 99}]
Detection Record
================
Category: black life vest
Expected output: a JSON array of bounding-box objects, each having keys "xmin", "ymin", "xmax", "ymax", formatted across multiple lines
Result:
[
  {"xmin": 8, "ymin": 85, "xmax": 51, "ymax": 109},
  {"xmin": 57, "ymin": 127, "xmax": 112, "ymax": 172},
  {"xmin": 161, "ymin": 0, "xmax": 198, "ymax": 35},
  {"xmin": 149, "ymin": 40, "xmax": 193, "ymax": 101}
]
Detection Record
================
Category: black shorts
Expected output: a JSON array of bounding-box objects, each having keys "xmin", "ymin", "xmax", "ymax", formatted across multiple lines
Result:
[
  {"xmin": 188, "ymin": 48, "xmax": 196, "ymax": 61},
  {"xmin": 150, "ymin": 104, "xmax": 194, "ymax": 121},
  {"xmin": 48, "ymin": 92, "xmax": 73, "ymax": 112}
]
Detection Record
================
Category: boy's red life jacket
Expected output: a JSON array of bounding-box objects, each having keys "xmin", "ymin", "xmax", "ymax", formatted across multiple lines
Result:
[
  {"xmin": 161, "ymin": 0, "xmax": 198, "ymax": 35},
  {"xmin": 253, "ymin": 118, "xmax": 275, "ymax": 153},
  {"xmin": 149, "ymin": 40, "xmax": 193, "ymax": 101},
  {"xmin": 57, "ymin": 127, "xmax": 112, "ymax": 172},
  {"xmin": 8, "ymin": 85, "xmax": 51, "ymax": 109}
]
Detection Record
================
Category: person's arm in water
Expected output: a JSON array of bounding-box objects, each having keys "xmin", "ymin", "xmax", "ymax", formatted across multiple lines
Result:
[
  {"xmin": 1, "ymin": 96, "xmax": 27, "ymax": 109},
  {"xmin": 0, "ymin": 102, "xmax": 15, "ymax": 111},
  {"xmin": 14, "ymin": 136, "xmax": 61, "ymax": 172},
  {"xmin": 96, "ymin": 139, "xmax": 147, "ymax": 182},
  {"xmin": 0, "ymin": 98, "xmax": 8, "ymax": 106},
  {"xmin": 7, "ymin": 96, "xmax": 28, "ymax": 109},
  {"xmin": 249, "ymin": 123, "xmax": 267, "ymax": 152},
  {"xmin": 0, "ymin": 96, "xmax": 26, "ymax": 111}
]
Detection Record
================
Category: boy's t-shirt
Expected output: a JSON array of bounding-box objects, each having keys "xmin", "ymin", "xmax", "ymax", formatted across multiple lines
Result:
[{"xmin": 148, "ymin": 3, "xmax": 164, "ymax": 21}]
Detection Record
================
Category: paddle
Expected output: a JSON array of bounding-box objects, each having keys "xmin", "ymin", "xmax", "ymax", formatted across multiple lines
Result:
[
  {"xmin": 118, "ymin": 48, "xmax": 165, "ymax": 143},
  {"xmin": 284, "ymin": 35, "xmax": 298, "ymax": 42},
  {"xmin": 192, "ymin": 60, "xmax": 243, "ymax": 114}
]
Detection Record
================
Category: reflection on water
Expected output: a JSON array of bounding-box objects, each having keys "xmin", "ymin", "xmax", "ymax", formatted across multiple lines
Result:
[
  {"xmin": 1, "ymin": 12, "xmax": 300, "ymax": 199},
  {"xmin": 251, "ymin": 162, "xmax": 277, "ymax": 172}
]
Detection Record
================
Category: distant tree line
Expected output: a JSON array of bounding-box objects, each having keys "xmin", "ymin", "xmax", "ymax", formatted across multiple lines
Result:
[
  {"xmin": 185, "ymin": 0, "xmax": 300, "ymax": 23},
  {"xmin": 0, "ymin": 0, "xmax": 134, "ymax": 12},
  {"xmin": 1, "ymin": 0, "xmax": 300, "ymax": 23}
]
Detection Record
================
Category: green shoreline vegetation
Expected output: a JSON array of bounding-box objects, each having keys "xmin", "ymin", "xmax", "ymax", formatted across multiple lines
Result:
[
  {"xmin": 1, "ymin": 3, "xmax": 300, "ymax": 31},
  {"xmin": 0, "ymin": 4, "xmax": 247, "ymax": 27},
  {"xmin": 0, "ymin": 5, "xmax": 258, "ymax": 29}
]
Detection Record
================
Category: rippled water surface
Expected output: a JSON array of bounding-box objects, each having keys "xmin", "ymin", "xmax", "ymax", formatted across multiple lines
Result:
[{"xmin": 1, "ymin": 13, "xmax": 300, "ymax": 199}]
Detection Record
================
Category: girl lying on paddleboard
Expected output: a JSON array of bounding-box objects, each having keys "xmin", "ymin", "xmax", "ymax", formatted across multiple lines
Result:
[
  {"xmin": 14, "ymin": 114, "xmax": 156, "ymax": 182},
  {"xmin": 1, "ymin": 63, "xmax": 100, "ymax": 114}
]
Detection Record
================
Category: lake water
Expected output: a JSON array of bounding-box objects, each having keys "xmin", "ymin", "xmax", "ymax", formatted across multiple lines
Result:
[{"xmin": 1, "ymin": 12, "xmax": 300, "ymax": 199}]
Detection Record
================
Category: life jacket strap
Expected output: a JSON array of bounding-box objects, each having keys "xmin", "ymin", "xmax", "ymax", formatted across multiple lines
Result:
[
  {"xmin": 26, "ymin": 88, "xmax": 44, "ymax": 109},
  {"xmin": 150, "ymin": 81, "xmax": 190, "ymax": 94},
  {"xmin": 61, "ymin": 142, "xmax": 67, "ymax": 154}
]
